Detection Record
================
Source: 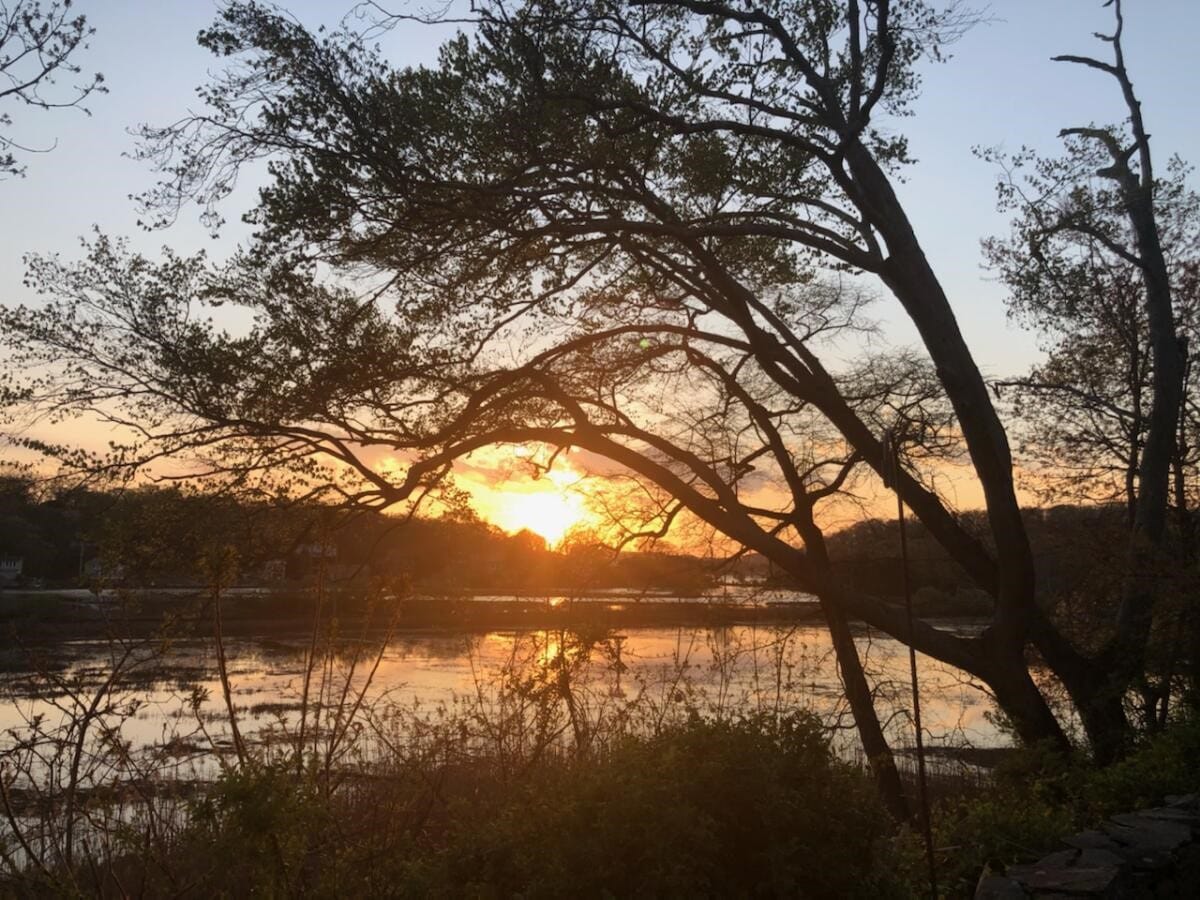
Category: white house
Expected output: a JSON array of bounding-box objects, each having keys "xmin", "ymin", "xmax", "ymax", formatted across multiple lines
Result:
[{"xmin": 0, "ymin": 556, "xmax": 23, "ymax": 585}]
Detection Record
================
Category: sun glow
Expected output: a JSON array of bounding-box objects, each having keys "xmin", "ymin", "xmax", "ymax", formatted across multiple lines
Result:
[{"xmin": 490, "ymin": 489, "xmax": 590, "ymax": 547}]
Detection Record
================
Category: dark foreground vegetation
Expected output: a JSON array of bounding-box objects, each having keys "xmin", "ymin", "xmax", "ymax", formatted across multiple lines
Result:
[
  {"xmin": 166, "ymin": 715, "xmax": 904, "ymax": 898},
  {"xmin": 3, "ymin": 702, "xmax": 1198, "ymax": 897}
]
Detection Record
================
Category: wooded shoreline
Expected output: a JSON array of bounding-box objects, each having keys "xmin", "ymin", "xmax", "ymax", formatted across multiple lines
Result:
[{"xmin": 0, "ymin": 589, "xmax": 848, "ymax": 643}]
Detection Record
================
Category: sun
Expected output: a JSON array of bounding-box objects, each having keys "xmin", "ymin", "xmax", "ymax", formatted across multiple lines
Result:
[{"xmin": 492, "ymin": 489, "xmax": 588, "ymax": 547}]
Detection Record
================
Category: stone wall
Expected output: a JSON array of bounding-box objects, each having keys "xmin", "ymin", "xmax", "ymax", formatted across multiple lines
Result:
[{"xmin": 975, "ymin": 793, "xmax": 1199, "ymax": 897}]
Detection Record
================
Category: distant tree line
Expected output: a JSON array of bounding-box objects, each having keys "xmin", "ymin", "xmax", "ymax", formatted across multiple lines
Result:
[
  {"xmin": 8, "ymin": 469, "xmax": 1178, "ymax": 634},
  {"xmin": 0, "ymin": 475, "xmax": 715, "ymax": 593}
]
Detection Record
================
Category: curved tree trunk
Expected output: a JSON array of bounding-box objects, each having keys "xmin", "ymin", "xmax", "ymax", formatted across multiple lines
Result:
[
  {"xmin": 1030, "ymin": 609, "xmax": 1130, "ymax": 763},
  {"xmin": 793, "ymin": 513, "xmax": 910, "ymax": 821},
  {"xmin": 820, "ymin": 595, "xmax": 911, "ymax": 821},
  {"xmin": 1051, "ymin": 4, "xmax": 1185, "ymax": 753},
  {"xmin": 982, "ymin": 650, "xmax": 1075, "ymax": 752},
  {"xmin": 843, "ymin": 140, "xmax": 1036, "ymax": 652}
]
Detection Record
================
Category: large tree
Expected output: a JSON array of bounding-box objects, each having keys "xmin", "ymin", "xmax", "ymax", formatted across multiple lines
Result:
[
  {"xmin": 1, "ymin": 0, "xmax": 1187, "ymax": 804},
  {"xmin": 985, "ymin": 144, "xmax": 1200, "ymax": 728}
]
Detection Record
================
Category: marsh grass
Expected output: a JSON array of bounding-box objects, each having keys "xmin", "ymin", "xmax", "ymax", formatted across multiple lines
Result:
[
  {"xmin": 5, "ymin": 576, "xmax": 1191, "ymax": 896},
  {"xmin": 0, "ymin": 578, "xmax": 930, "ymax": 896}
]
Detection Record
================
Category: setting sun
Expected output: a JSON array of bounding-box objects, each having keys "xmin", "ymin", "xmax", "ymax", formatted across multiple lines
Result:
[{"xmin": 489, "ymin": 489, "xmax": 589, "ymax": 546}]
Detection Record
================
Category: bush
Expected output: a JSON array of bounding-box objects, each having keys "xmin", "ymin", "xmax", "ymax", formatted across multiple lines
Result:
[
  {"xmin": 934, "ymin": 790, "xmax": 1075, "ymax": 894},
  {"xmin": 934, "ymin": 716, "xmax": 1200, "ymax": 893},
  {"xmin": 172, "ymin": 762, "xmax": 330, "ymax": 895},
  {"xmin": 148, "ymin": 714, "xmax": 916, "ymax": 898},
  {"xmin": 1084, "ymin": 715, "xmax": 1200, "ymax": 816},
  {"xmin": 403, "ymin": 713, "xmax": 915, "ymax": 898}
]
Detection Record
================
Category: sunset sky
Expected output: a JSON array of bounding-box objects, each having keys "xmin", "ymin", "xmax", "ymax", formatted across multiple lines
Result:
[{"xmin": 3, "ymin": 0, "xmax": 1200, "ymax": 543}]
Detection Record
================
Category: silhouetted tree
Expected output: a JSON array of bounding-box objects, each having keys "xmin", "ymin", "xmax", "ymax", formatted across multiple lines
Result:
[
  {"xmin": 985, "ymin": 149, "xmax": 1200, "ymax": 731},
  {"xmin": 976, "ymin": 2, "xmax": 1194, "ymax": 754},
  {"xmin": 986, "ymin": 157, "xmax": 1200, "ymax": 519},
  {"xmin": 2, "ymin": 0, "xmax": 1188, "ymax": 810},
  {"xmin": 0, "ymin": 0, "xmax": 105, "ymax": 178}
]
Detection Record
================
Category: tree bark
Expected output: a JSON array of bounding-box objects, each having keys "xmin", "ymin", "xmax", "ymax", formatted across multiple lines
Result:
[
  {"xmin": 1029, "ymin": 609, "xmax": 1129, "ymax": 763},
  {"xmin": 792, "ymin": 512, "xmax": 911, "ymax": 821},
  {"xmin": 1054, "ymin": 3, "xmax": 1186, "ymax": 751},
  {"xmin": 820, "ymin": 594, "xmax": 911, "ymax": 821},
  {"xmin": 842, "ymin": 140, "xmax": 1036, "ymax": 651}
]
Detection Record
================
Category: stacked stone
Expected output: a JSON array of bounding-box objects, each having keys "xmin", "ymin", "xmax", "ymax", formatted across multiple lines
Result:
[{"xmin": 975, "ymin": 794, "xmax": 1199, "ymax": 897}]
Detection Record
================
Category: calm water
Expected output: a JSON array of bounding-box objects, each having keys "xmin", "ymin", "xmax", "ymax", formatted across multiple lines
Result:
[{"xmin": 0, "ymin": 619, "xmax": 1002, "ymax": 779}]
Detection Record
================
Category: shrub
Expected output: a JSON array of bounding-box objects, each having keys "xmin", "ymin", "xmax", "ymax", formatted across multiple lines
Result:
[
  {"xmin": 404, "ymin": 713, "xmax": 915, "ymax": 898},
  {"xmin": 147, "ymin": 714, "xmax": 916, "ymax": 897},
  {"xmin": 934, "ymin": 716, "xmax": 1200, "ymax": 893},
  {"xmin": 1084, "ymin": 715, "xmax": 1200, "ymax": 816}
]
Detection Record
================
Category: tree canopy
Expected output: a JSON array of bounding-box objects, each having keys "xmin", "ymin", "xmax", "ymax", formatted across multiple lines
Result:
[
  {"xmin": 2, "ymin": 0, "xmax": 1195, "ymax": 814},
  {"xmin": 0, "ymin": 0, "xmax": 105, "ymax": 178}
]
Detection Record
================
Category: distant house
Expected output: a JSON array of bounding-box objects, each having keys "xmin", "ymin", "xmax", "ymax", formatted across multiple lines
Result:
[
  {"xmin": 286, "ymin": 542, "xmax": 340, "ymax": 583},
  {"xmin": 0, "ymin": 556, "xmax": 23, "ymax": 586},
  {"xmin": 258, "ymin": 559, "xmax": 288, "ymax": 583},
  {"xmin": 297, "ymin": 542, "xmax": 338, "ymax": 559},
  {"xmin": 82, "ymin": 558, "xmax": 127, "ymax": 583}
]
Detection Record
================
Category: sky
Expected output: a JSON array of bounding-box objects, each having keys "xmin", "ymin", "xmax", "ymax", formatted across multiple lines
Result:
[{"xmin": 3, "ymin": 0, "xmax": 1200, "ymax": 539}]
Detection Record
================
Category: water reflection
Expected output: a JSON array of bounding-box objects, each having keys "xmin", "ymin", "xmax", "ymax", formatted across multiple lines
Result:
[{"xmin": 0, "ymin": 622, "xmax": 1002, "ymax": 764}]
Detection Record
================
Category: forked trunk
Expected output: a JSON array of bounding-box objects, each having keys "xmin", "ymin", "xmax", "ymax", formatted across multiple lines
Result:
[{"xmin": 1030, "ymin": 612, "xmax": 1131, "ymax": 762}]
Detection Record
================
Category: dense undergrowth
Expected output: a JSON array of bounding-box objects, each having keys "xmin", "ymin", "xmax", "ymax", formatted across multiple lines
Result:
[
  {"xmin": 5, "ymin": 713, "xmax": 1198, "ymax": 897},
  {"xmin": 2, "ymin": 606, "xmax": 1198, "ymax": 897},
  {"xmin": 933, "ymin": 714, "xmax": 1200, "ymax": 893},
  {"xmin": 5, "ymin": 713, "xmax": 917, "ymax": 898}
]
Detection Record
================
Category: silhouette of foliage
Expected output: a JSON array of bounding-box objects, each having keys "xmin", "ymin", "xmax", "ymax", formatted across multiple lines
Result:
[
  {"xmin": 0, "ymin": 0, "xmax": 105, "ymax": 178},
  {"xmin": 1, "ymin": 1, "xmax": 1192, "ymax": 805}
]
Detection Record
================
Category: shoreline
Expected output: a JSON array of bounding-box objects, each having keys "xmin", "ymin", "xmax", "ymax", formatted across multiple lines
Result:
[
  {"xmin": 0, "ymin": 590, "xmax": 829, "ymax": 643},
  {"xmin": 0, "ymin": 588, "xmax": 990, "ymax": 644}
]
